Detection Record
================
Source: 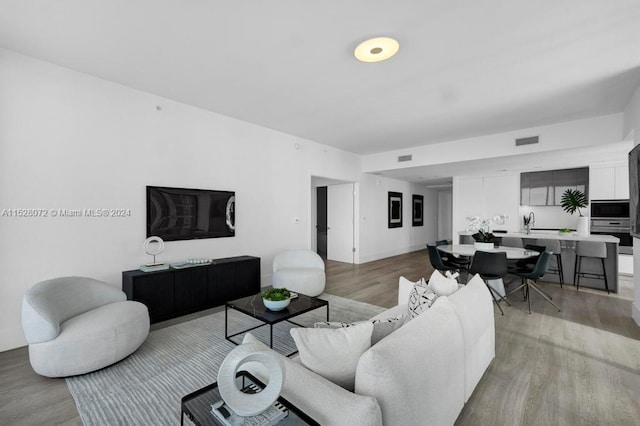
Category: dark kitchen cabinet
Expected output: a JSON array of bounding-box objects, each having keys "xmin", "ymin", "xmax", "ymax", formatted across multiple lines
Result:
[
  {"xmin": 521, "ymin": 167, "xmax": 589, "ymax": 206},
  {"xmin": 123, "ymin": 256, "xmax": 260, "ymax": 323}
]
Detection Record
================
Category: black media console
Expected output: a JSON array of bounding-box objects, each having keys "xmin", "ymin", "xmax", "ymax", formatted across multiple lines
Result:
[{"xmin": 122, "ymin": 255, "xmax": 260, "ymax": 323}]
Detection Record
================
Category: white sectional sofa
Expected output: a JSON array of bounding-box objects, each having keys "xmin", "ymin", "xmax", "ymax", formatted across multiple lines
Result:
[{"xmin": 242, "ymin": 273, "xmax": 495, "ymax": 425}]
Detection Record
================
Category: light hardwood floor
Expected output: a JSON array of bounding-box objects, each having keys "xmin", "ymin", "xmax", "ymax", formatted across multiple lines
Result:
[
  {"xmin": 1, "ymin": 250, "xmax": 639, "ymax": 425},
  {"xmin": 327, "ymin": 250, "xmax": 640, "ymax": 426}
]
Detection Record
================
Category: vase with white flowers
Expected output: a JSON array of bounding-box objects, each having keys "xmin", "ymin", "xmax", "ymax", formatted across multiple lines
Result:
[{"xmin": 466, "ymin": 215, "xmax": 509, "ymax": 250}]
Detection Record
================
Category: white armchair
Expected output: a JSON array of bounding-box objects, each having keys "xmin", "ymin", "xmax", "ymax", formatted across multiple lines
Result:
[
  {"xmin": 272, "ymin": 250, "xmax": 326, "ymax": 296},
  {"xmin": 22, "ymin": 276, "xmax": 149, "ymax": 377}
]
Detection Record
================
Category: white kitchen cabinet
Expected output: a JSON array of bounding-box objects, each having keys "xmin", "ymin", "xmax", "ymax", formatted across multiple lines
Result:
[
  {"xmin": 590, "ymin": 165, "xmax": 629, "ymax": 200},
  {"xmin": 614, "ymin": 165, "xmax": 629, "ymax": 199},
  {"xmin": 453, "ymin": 176, "xmax": 484, "ymax": 234},
  {"xmin": 482, "ymin": 175, "xmax": 520, "ymax": 231},
  {"xmin": 454, "ymin": 174, "xmax": 519, "ymax": 234}
]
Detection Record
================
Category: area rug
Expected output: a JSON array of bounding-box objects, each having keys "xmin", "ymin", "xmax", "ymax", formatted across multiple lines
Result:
[{"xmin": 66, "ymin": 294, "xmax": 385, "ymax": 426}]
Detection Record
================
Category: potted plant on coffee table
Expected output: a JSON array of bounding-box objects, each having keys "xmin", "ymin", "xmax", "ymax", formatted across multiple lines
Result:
[
  {"xmin": 262, "ymin": 287, "xmax": 291, "ymax": 311},
  {"xmin": 560, "ymin": 189, "xmax": 588, "ymax": 236}
]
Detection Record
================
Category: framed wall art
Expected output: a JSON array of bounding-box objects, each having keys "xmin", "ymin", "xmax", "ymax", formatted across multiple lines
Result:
[
  {"xmin": 412, "ymin": 194, "xmax": 423, "ymax": 226},
  {"xmin": 388, "ymin": 191, "xmax": 403, "ymax": 228}
]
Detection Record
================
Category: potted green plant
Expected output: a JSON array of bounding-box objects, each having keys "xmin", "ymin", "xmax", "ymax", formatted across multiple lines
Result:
[
  {"xmin": 262, "ymin": 287, "xmax": 291, "ymax": 311},
  {"xmin": 560, "ymin": 189, "xmax": 588, "ymax": 235}
]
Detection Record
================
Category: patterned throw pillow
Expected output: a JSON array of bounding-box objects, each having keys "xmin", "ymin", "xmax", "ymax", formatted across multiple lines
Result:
[
  {"xmin": 408, "ymin": 278, "xmax": 438, "ymax": 318},
  {"xmin": 314, "ymin": 314, "xmax": 408, "ymax": 345}
]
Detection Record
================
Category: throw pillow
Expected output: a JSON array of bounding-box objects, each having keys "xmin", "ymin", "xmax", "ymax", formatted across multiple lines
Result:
[
  {"xmin": 290, "ymin": 322, "xmax": 373, "ymax": 391},
  {"xmin": 314, "ymin": 314, "xmax": 408, "ymax": 345},
  {"xmin": 427, "ymin": 269, "xmax": 460, "ymax": 297},
  {"xmin": 408, "ymin": 278, "xmax": 438, "ymax": 318}
]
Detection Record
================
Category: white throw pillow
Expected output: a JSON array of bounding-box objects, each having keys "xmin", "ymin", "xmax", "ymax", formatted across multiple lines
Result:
[
  {"xmin": 314, "ymin": 314, "xmax": 408, "ymax": 345},
  {"xmin": 290, "ymin": 322, "xmax": 373, "ymax": 391},
  {"xmin": 408, "ymin": 278, "xmax": 438, "ymax": 318},
  {"xmin": 427, "ymin": 269, "xmax": 460, "ymax": 297}
]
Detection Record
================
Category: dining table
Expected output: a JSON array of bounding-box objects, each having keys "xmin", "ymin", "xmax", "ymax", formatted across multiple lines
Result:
[
  {"xmin": 437, "ymin": 244, "xmax": 540, "ymax": 296},
  {"xmin": 437, "ymin": 244, "xmax": 539, "ymax": 260}
]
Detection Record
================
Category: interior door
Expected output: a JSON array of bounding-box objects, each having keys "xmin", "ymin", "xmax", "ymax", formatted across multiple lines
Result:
[
  {"xmin": 316, "ymin": 186, "xmax": 328, "ymax": 259},
  {"xmin": 437, "ymin": 189, "xmax": 453, "ymax": 241},
  {"xmin": 327, "ymin": 183, "xmax": 354, "ymax": 263}
]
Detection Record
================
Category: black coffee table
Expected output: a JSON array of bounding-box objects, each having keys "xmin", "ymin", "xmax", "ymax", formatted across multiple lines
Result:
[
  {"xmin": 181, "ymin": 370, "xmax": 319, "ymax": 425},
  {"xmin": 225, "ymin": 293, "xmax": 329, "ymax": 357}
]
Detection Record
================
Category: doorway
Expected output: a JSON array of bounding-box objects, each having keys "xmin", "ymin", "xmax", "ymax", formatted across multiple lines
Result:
[
  {"xmin": 437, "ymin": 188, "xmax": 453, "ymax": 241},
  {"xmin": 311, "ymin": 177, "xmax": 356, "ymax": 264},
  {"xmin": 316, "ymin": 186, "xmax": 328, "ymax": 259},
  {"xmin": 327, "ymin": 183, "xmax": 355, "ymax": 263}
]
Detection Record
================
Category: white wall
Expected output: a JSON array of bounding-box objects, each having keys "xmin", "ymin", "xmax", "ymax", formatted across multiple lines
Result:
[
  {"xmin": 358, "ymin": 174, "xmax": 438, "ymax": 263},
  {"xmin": 624, "ymin": 84, "xmax": 640, "ymax": 326},
  {"xmin": 518, "ymin": 206, "xmax": 580, "ymax": 230},
  {"xmin": 0, "ymin": 49, "xmax": 362, "ymax": 351},
  {"xmin": 363, "ymin": 114, "xmax": 623, "ymax": 173}
]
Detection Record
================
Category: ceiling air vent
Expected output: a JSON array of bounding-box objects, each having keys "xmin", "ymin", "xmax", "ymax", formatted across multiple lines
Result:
[
  {"xmin": 397, "ymin": 155, "xmax": 412, "ymax": 162},
  {"xmin": 515, "ymin": 136, "xmax": 539, "ymax": 146}
]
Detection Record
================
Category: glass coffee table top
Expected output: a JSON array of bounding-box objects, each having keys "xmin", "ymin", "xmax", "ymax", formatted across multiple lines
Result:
[
  {"xmin": 225, "ymin": 293, "xmax": 330, "ymax": 357},
  {"xmin": 226, "ymin": 293, "xmax": 329, "ymax": 324}
]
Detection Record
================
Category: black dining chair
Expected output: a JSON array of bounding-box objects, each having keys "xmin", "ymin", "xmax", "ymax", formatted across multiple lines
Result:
[
  {"xmin": 506, "ymin": 251, "xmax": 560, "ymax": 314},
  {"xmin": 510, "ymin": 244, "xmax": 545, "ymax": 272},
  {"xmin": 468, "ymin": 251, "xmax": 510, "ymax": 315},
  {"xmin": 433, "ymin": 241, "xmax": 471, "ymax": 270},
  {"xmin": 427, "ymin": 245, "xmax": 460, "ymax": 275},
  {"xmin": 507, "ymin": 244, "xmax": 545, "ymax": 299}
]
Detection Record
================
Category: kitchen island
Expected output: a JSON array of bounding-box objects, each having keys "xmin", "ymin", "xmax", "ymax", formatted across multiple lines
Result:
[{"xmin": 458, "ymin": 231, "xmax": 620, "ymax": 293}]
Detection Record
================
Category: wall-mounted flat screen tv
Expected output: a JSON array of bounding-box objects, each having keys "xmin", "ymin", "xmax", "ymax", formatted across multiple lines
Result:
[
  {"xmin": 147, "ymin": 186, "xmax": 235, "ymax": 241},
  {"xmin": 629, "ymin": 145, "xmax": 640, "ymax": 238}
]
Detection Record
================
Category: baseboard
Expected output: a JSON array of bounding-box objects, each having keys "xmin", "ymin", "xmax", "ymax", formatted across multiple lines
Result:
[
  {"xmin": 633, "ymin": 301, "xmax": 640, "ymax": 327},
  {"xmin": 357, "ymin": 245, "xmax": 425, "ymax": 264},
  {"xmin": 0, "ymin": 329, "xmax": 27, "ymax": 353},
  {"xmin": 262, "ymin": 272, "xmax": 273, "ymax": 287}
]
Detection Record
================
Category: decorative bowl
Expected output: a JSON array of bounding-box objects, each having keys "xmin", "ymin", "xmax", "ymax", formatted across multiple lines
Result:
[{"xmin": 263, "ymin": 298, "xmax": 290, "ymax": 311}]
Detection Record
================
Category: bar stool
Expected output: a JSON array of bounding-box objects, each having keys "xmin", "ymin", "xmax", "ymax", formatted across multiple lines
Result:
[
  {"xmin": 573, "ymin": 241, "xmax": 609, "ymax": 294},
  {"xmin": 536, "ymin": 239, "xmax": 564, "ymax": 288}
]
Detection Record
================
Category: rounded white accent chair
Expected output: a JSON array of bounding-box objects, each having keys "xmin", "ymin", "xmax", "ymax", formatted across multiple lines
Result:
[
  {"xmin": 272, "ymin": 250, "xmax": 326, "ymax": 296},
  {"xmin": 22, "ymin": 276, "xmax": 150, "ymax": 377}
]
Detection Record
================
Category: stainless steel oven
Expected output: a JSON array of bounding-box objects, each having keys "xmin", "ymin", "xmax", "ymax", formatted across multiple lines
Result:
[
  {"xmin": 590, "ymin": 200, "xmax": 632, "ymax": 254},
  {"xmin": 591, "ymin": 199, "xmax": 630, "ymax": 218}
]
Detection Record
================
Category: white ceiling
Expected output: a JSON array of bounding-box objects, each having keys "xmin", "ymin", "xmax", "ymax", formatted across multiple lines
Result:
[{"xmin": 1, "ymin": 0, "xmax": 640, "ymax": 156}]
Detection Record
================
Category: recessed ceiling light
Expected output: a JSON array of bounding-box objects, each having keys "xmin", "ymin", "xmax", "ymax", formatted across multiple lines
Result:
[{"xmin": 354, "ymin": 37, "xmax": 399, "ymax": 63}]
